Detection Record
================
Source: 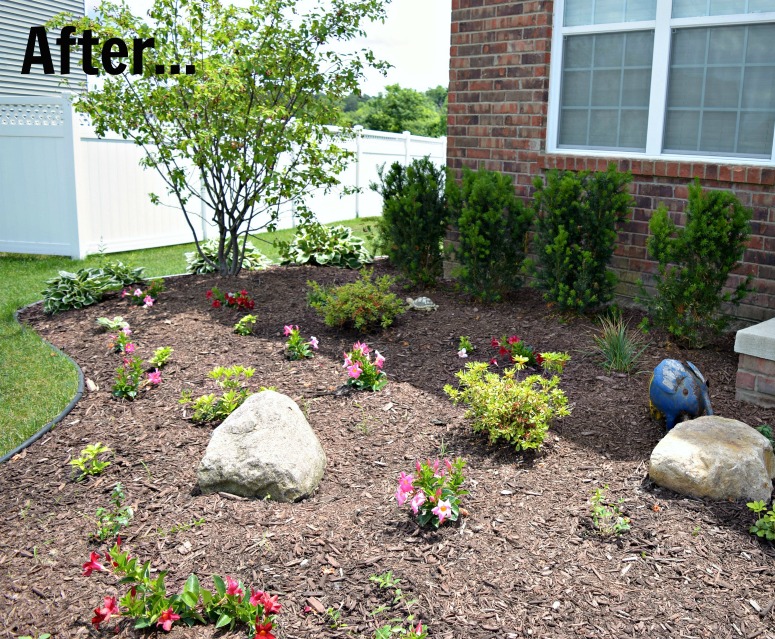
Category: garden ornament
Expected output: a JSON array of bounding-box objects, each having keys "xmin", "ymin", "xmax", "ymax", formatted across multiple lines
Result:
[
  {"xmin": 649, "ymin": 359, "xmax": 713, "ymax": 431},
  {"xmin": 406, "ymin": 297, "xmax": 438, "ymax": 312}
]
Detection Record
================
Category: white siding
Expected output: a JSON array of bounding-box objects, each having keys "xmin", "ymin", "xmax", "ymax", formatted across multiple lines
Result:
[{"xmin": 0, "ymin": 0, "xmax": 87, "ymax": 96}]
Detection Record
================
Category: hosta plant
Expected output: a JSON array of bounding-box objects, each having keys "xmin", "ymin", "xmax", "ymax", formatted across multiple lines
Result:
[
  {"xmin": 395, "ymin": 458, "xmax": 467, "ymax": 528},
  {"xmin": 96, "ymin": 316, "xmax": 129, "ymax": 331},
  {"xmin": 101, "ymin": 260, "xmax": 146, "ymax": 287},
  {"xmin": 343, "ymin": 342, "xmax": 386, "ymax": 391},
  {"xmin": 278, "ymin": 222, "xmax": 372, "ymax": 268},
  {"xmin": 185, "ymin": 239, "xmax": 272, "ymax": 274},
  {"xmin": 43, "ymin": 267, "xmax": 117, "ymax": 314},
  {"xmin": 82, "ymin": 540, "xmax": 281, "ymax": 635},
  {"xmin": 444, "ymin": 354, "xmax": 571, "ymax": 452}
]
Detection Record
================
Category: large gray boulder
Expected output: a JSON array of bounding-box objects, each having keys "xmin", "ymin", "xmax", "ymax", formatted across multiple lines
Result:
[
  {"xmin": 649, "ymin": 416, "xmax": 775, "ymax": 501},
  {"xmin": 198, "ymin": 390, "xmax": 326, "ymax": 502}
]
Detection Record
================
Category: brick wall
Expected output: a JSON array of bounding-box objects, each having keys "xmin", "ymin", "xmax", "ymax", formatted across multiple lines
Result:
[
  {"xmin": 736, "ymin": 354, "xmax": 775, "ymax": 407},
  {"xmin": 447, "ymin": 0, "xmax": 775, "ymax": 322}
]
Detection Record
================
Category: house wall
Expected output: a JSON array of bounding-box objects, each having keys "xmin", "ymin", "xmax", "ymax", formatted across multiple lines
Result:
[{"xmin": 447, "ymin": 0, "xmax": 775, "ymax": 323}]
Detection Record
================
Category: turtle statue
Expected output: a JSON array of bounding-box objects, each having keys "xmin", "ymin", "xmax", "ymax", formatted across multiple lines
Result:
[
  {"xmin": 649, "ymin": 359, "xmax": 713, "ymax": 431},
  {"xmin": 406, "ymin": 297, "xmax": 438, "ymax": 312}
]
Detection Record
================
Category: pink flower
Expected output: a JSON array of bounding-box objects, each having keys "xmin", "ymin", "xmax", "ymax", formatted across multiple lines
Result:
[
  {"xmin": 124, "ymin": 343, "xmax": 135, "ymax": 354},
  {"xmin": 410, "ymin": 491, "xmax": 426, "ymax": 515},
  {"xmin": 249, "ymin": 588, "xmax": 266, "ymax": 607},
  {"xmin": 457, "ymin": 348, "xmax": 468, "ymax": 358},
  {"xmin": 309, "ymin": 336, "xmax": 319, "ymax": 350},
  {"xmin": 143, "ymin": 295, "xmax": 154, "ymax": 307},
  {"xmin": 412, "ymin": 622, "xmax": 424, "ymax": 636},
  {"xmin": 432, "ymin": 499, "xmax": 453, "ymax": 524},
  {"xmin": 490, "ymin": 337, "xmax": 499, "ymax": 348},
  {"xmin": 147, "ymin": 369, "xmax": 162, "ymax": 385},
  {"xmin": 225, "ymin": 576, "xmax": 243, "ymax": 597},
  {"xmin": 82, "ymin": 551, "xmax": 107, "ymax": 576},
  {"xmin": 433, "ymin": 459, "xmax": 440, "ymax": 476},
  {"xmin": 347, "ymin": 363, "xmax": 362, "ymax": 379},
  {"xmin": 395, "ymin": 487, "xmax": 410, "ymax": 506},
  {"xmin": 444, "ymin": 458, "xmax": 453, "ymax": 473},
  {"xmin": 121, "ymin": 289, "xmax": 129, "ymax": 298},
  {"xmin": 156, "ymin": 607, "xmax": 180, "ymax": 632},
  {"xmin": 352, "ymin": 341, "xmax": 370, "ymax": 355},
  {"xmin": 283, "ymin": 324, "xmax": 294, "ymax": 336},
  {"xmin": 398, "ymin": 471, "xmax": 414, "ymax": 493},
  {"xmin": 374, "ymin": 350, "xmax": 385, "ymax": 369},
  {"xmin": 133, "ymin": 288, "xmax": 143, "ymax": 297},
  {"xmin": 91, "ymin": 595, "xmax": 119, "ymax": 628},
  {"xmin": 121, "ymin": 326, "xmax": 132, "ymax": 336},
  {"xmin": 416, "ymin": 460, "xmax": 422, "ymax": 473},
  {"xmin": 489, "ymin": 358, "xmax": 498, "ymax": 367},
  {"xmin": 508, "ymin": 335, "xmax": 520, "ymax": 344},
  {"xmin": 343, "ymin": 353, "xmax": 353, "ymax": 367}
]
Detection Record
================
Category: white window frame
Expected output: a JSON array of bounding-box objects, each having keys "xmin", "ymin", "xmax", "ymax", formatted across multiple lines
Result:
[{"xmin": 547, "ymin": 0, "xmax": 775, "ymax": 165}]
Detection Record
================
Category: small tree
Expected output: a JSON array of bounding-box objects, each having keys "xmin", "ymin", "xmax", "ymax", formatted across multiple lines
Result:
[
  {"xmin": 532, "ymin": 165, "xmax": 633, "ymax": 312},
  {"xmin": 642, "ymin": 179, "xmax": 753, "ymax": 347},
  {"xmin": 51, "ymin": 0, "xmax": 389, "ymax": 275},
  {"xmin": 372, "ymin": 157, "xmax": 448, "ymax": 286},
  {"xmin": 345, "ymin": 84, "xmax": 445, "ymax": 137}
]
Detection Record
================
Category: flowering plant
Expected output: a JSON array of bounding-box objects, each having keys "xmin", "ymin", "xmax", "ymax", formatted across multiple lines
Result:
[
  {"xmin": 343, "ymin": 342, "xmax": 386, "ymax": 391},
  {"xmin": 284, "ymin": 325, "xmax": 318, "ymax": 360},
  {"xmin": 457, "ymin": 335, "xmax": 474, "ymax": 358},
  {"xmin": 395, "ymin": 458, "xmax": 467, "ymax": 528},
  {"xmin": 122, "ymin": 279, "xmax": 163, "ymax": 307},
  {"xmin": 112, "ymin": 357, "xmax": 162, "ymax": 399},
  {"xmin": 234, "ymin": 315, "xmax": 258, "ymax": 336},
  {"xmin": 109, "ymin": 326, "xmax": 134, "ymax": 353},
  {"xmin": 206, "ymin": 286, "xmax": 255, "ymax": 310},
  {"xmin": 491, "ymin": 335, "xmax": 542, "ymax": 367},
  {"xmin": 82, "ymin": 540, "xmax": 280, "ymax": 637}
]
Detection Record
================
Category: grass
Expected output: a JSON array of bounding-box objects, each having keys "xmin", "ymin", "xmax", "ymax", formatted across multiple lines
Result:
[
  {"xmin": 0, "ymin": 218, "xmax": 378, "ymax": 457},
  {"xmin": 592, "ymin": 313, "xmax": 648, "ymax": 374}
]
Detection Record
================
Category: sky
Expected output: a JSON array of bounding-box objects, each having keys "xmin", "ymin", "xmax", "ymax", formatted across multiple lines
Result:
[{"xmin": 119, "ymin": 0, "xmax": 452, "ymax": 95}]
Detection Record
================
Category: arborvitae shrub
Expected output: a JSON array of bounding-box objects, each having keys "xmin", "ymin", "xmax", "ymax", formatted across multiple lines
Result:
[
  {"xmin": 371, "ymin": 157, "xmax": 448, "ymax": 285},
  {"xmin": 447, "ymin": 167, "xmax": 533, "ymax": 302},
  {"xmin": 532, "ymin": 164, "xmax": 633, "ymax": 312},
  {"xmin": 642, "ymin": 179, "xmax": 753, "ymax": 347}
]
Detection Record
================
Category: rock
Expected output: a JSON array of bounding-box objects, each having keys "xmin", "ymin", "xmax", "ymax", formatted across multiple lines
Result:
[
  {"xmin": 649, "ymin": 416, "xmax": 775, "ymax": 501},
  {"xmin": 197, "ymin": 390, "xmax": 326, "ymax": 502}
]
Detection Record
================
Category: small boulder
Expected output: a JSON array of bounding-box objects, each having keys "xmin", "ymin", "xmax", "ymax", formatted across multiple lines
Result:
[
  {"xmin": 649, "ymin": 416, "xmax": 775, "ymax": 501},
  {"xmin": 197, "ymin": 390, "xmax": 326, "ymax": 502}
]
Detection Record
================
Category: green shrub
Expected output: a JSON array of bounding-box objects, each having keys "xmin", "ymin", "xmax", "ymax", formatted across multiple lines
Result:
[
  {"xmin": 593, "ymin": 313, "xmax": 648, "ymax": 374},
  {"xmin": 149, "ymin": 346, "xmax": 173, "ymax": 368},
  {"xmin": 101, "ymin": 260, "xmax": 145, "ymax": 287},
  {"xmin": 756, "ymin": 424, "xmax": 774, "ymax": 446},
  {"xmin": 179, "ymin": 365, "xmax": 255, "ymax": 424},
  {"xmin": 747, "ymin": 500, "xmax": 775, "ymax": 541},
  {"xmin": 444, "ymin": 355, "xmax": 571, "ymax": 452},
  {"xmin": 185, "ymin": 239, "xmax": 272, "ymax": 274},
  {"xmin": 43, "ymin": 268, "xmax": 118, "ymax": 314},
  {"xmin": 371, "ymin": 157, "xmax": 448, "ymax": 285},
  {"xmin": 641, "ymin": 179, "xmax": 753, "ymax": 347},
  {"xmin": 447, "ymin": 166, "xmax": 533, "ymax": 302},
  {"xmin": 278, "ymin": 222, "xmax": 372, "ymax": 269},
  {"xmin": 532, "ymin": 164, "xmax": 633, "ymax": 312},
  {"xmin": 590, "ymin": 486, "xmax": 631, "ymax": 537},
  {"xmin": 307, "ymin": 268, "xmax": 406, "ymax": 331}
]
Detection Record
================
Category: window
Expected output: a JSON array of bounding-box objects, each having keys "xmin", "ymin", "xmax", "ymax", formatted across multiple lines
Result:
[{"xmin": 548, "ymin": 0, "xmax": 775, "ymax": 163}]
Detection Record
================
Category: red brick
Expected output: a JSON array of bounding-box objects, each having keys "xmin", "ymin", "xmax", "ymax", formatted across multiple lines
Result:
[
  {"xmin": 736, "ymin": 370, "xmax": 756, "ymax": 391},
  {"xmin": 756, "ymin": 375, "xmax": 775, "ymax": 396}
]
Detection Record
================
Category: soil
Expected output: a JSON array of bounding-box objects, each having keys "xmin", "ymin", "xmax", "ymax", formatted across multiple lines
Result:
[{"xmin": 2, "ymin": 261, "xmax": 775, "ymax": 639}]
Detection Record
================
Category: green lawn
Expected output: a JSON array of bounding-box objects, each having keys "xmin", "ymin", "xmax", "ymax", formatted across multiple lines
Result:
[{"xmin": 0, "ymin": 218, "xmax": 378, "ymax": 457}]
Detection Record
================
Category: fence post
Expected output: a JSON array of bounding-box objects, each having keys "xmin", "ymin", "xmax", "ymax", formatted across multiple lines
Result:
[
  {"xmin": 354, "ymin": 125, "xmax": 363, "ymax": 219},
  {"xmin": 403, "ymin": 130, "xmax": 411, "ymax": 165}
]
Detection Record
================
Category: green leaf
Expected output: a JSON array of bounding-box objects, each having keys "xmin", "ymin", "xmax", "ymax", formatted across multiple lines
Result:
[
  {"xmin": 215, "ymin": 612, "xmax": 234, "ymax": 629},
  {"xmin": 212, "ymin": 575, "xmax": 226, "ymax": 598}
]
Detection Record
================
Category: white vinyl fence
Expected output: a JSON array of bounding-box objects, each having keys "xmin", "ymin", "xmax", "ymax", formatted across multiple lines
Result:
[{"xmin": 0, "ymin": 95, "xmax": 446, "ymax": 259}]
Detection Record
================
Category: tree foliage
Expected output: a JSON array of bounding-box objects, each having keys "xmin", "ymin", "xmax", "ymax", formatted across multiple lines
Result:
[
  {"xmin": 50, "ymin": 0, "xmax": 389, "ymax": 275},
  {"xmin": 343, "ymin": 84, "xmax": 446, "ymax": 137}
]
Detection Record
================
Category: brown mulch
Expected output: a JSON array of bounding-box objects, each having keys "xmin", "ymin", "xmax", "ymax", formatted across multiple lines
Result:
[{"xmin": 2, "ymin": 261, "xmax": 774, "ymax": 639}]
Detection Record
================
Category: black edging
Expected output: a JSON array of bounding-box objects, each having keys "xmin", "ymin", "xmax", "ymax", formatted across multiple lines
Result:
[{"xmin": 1, "ymin": 302, "xmax": 85, "ymax": 464}]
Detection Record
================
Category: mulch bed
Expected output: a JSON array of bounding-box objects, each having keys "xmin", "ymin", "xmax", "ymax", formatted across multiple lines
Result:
[{"xmin": 1, "ymin": 261, "xmax": 774, "ymax": 639}]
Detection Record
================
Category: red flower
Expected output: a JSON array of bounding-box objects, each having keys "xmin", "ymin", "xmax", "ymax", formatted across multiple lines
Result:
[
  {"xmin": 225, "ymin": 576, "xmax": 243, "ymax": 597},
  {"xmin": 255, "ymin": 620, "xmax": 276, "ymax": 639},
  {"xmin": 507, "ymin": 335, "xmax": 520, "ymax": 344},
  {"xmin": 249, "ymin": 588, "xmax": 265, "ymax": 607},
  {"xmin": 205, "ymin": 290, "xmax": 213, "ymax": 299},
  {"xmin": 535, "ymin": 353, "xmax": 544, "ymax": 365},
  {"xmin": 489, "ymin": 358, "xmax": 499, "ymax": 367},
  {"xmin": 82, "ymin": 551, "xmax": 107, "ymax": 576},
  {"xmin": 91, "ymin": 595, "xmax": 119, "ymax": 628},
  {"xmin": 212, "ymin": 299, "xmax": 221, "ymax": 308},
  {"xmin": 499, "ymin": 346, "xmax": 508, "ymax": 356},
  {"xmin": 156, "ymin": 607, "xmax": 181, "ymax": 632},
  {"xmin": 240, "ymin": 289, "xmax": 248, "ymax": 296},
  {"xmin": 490, "ymin": 337, "xmax": 499, "ymax": 348},
  {"xmin": 260, "ymin": 593, "xmax": 282, "ymax": 615}
]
